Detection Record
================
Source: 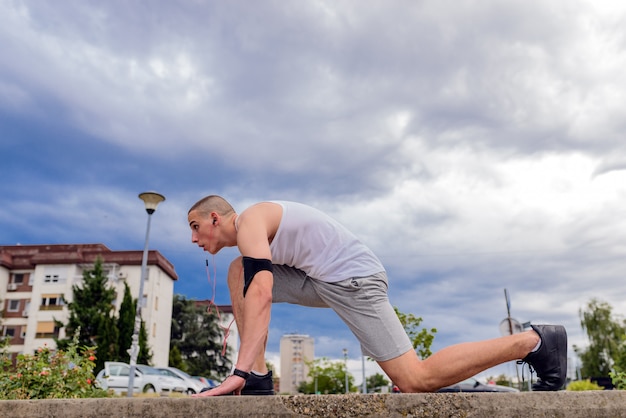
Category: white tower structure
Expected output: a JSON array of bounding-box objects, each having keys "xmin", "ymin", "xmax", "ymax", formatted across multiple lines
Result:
[{"xmin": 279, "ymin": 333, "xmax": 314, "ymax": 394}]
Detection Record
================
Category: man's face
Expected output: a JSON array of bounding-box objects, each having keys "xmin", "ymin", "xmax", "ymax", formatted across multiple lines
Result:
[{"xmin": 188, "ymin": 210, "xmax": 219, "ymax": 254}]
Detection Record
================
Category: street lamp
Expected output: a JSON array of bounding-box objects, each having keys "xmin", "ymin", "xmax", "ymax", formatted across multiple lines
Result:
[
  {"xmin": 127, "ymin": 191, "xmax": 165, "ymax": 397},
  {"xmin": 343, "ymin": 348, "xmax": 348, "ymax": 393}
]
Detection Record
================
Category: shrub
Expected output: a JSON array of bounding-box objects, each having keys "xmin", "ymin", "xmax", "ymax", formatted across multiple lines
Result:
[
  {"xmin": 566, "ymin": 379, "xmax": 604, "ymax": 391},
  {"xmin": 609, "ymin": 371, "xmax": 626, "ymax": 390},
  {"xmin": 0, "ymin": 330, "xmax": 109, "ymax": 399}
]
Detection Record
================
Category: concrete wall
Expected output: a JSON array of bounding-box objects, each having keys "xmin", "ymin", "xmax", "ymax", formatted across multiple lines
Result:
[{"xmin": 1, "ymin": 392, "xmax": 625, "ymax": 417}]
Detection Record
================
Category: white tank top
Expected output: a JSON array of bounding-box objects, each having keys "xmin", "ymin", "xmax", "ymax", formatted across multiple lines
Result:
[{"xmin": 267, "ymin": 201, "xmax": 384, "ymax": 282}]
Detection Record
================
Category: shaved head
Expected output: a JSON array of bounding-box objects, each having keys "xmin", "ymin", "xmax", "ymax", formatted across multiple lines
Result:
[{"xmin": 188, "ymin": 195, "xmax": 236, "ymax": 218}]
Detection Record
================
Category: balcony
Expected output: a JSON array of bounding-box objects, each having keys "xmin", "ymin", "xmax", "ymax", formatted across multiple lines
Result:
[{"xmin": 39, "ymin": 305, "xmax": 64, "ymax": 311}]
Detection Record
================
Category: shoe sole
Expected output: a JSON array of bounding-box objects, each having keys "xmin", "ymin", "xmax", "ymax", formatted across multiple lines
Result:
[
  {"xmin": 241, "ymin": 390, "xmax": 274, "ymax": 395},
  {"xmin": 201, "ymin": 387, "xmax": 274, "ymax": 396},
  {"xmin": 199, "ymin": 390, "xmax": 274, "ymax": 396}
]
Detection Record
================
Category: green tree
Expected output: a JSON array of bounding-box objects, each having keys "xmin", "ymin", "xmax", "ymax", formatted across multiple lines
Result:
[
  {"xmin": 55, "ymin": 257, "xmax": 118, "ymax": 372},
  {"xmin": 169, "ymin": 345, "xmax": 186, "ymax": 371},
  {"xmin": 115, "ymin": 282, "xmax": 151, "ymax": 365},
  {"xmin": 393, "ymin": 306, "xmax": 437, "ymax": 359},
  {"xmin": 170, "ymin": 295, "xmax": 231, "ymax": 379},
  {"xmin": 138, "ymin": 318, "xmax": 152, "ymax": 365},
  {"xmin": 298, "ymin": 357, "xmax": 354, "ymax": 394},
  {"xmin": 116, "ymin": 282, "xmax": 135, "ymax": 363},
  {"xmin": 366, "ymin": 373, "xmax": 390, "ymax": 392},
  {"xmin": 573, "ymin": 298, "xmax": 626, "ymax": 378},
  {"xmin": 613, "ymin": 341, "xmax": 626, "ymax": 378}
]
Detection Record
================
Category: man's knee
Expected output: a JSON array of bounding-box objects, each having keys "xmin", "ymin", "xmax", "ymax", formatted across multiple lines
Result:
[
  {"xmin": 381, "ymin": 352, "xmax": 440, "ymax": 393},
  {"xmin": 229, "ymin": 256, "xmax": 243, "ymax": 270},
  {"xmin": 397, "ymin": 365, "xmax": 447, "ymax": 393},
  {"xmin": 227, "ymin": 257, "xmax": 243, "ymax": 287},
  {"xmin": 397, "ymin": 378, "xmax": 440, "ymax": 393}
]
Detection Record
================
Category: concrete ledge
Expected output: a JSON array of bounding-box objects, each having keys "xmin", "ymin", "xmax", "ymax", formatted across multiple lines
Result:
[{"xmin": 1, "ymin": 392, "xmax": 625, "ymax": 417}]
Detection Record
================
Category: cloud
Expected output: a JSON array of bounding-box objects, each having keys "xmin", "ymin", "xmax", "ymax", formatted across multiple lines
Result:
[{"xmin": 1, "ymin": 0, "xmax": 626, "ymax": 381}]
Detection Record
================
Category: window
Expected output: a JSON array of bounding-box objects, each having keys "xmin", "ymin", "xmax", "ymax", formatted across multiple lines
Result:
[
  {"xmin": 44, "ymin": 274, "xmax": 60, "ymax": 283},
  {"xmin": 109, "ymin": 364, "xmax": 130, "ymax": 377},
  {"xmin": 155, "ymin": 296, "xmax": 159, "ymax": 310},
  {"xmin": 12, "ymin": 273, "xmax": 24, "ymax": 284},
  {"xmin": 7, "ymin": 300, "xmax": 20, "ymax": 312},
  {"xmin": 35, "ymin": 321, "xmax": 59, "ymax": 338},
  {"xmin": 41, "ymin": 294, "xmax": 64, "ymax": 310},
  {"xmin": 3, "ymin": 327, "xmax": 16, "ymax": 337},
  {"xmin": 43, "ymin": 267, "xmax": 67, "ymax": 284}
]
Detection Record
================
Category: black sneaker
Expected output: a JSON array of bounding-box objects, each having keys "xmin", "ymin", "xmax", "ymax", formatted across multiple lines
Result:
[
  {"xmin": 242, "ymin": 371, "xmax": 274, "ymax": 395},
  {"xmin": 199, "ymin": 371, "xmax": 274, "ymax": 396},
  {"xmin": 522, "ymin": 324, "xmax": 567, "ymax": 391}
]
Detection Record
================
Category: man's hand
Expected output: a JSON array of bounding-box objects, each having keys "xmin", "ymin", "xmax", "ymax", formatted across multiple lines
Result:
[{"xmin": 191, "ymin": 375, "xmax": 246, "ymax": 397}]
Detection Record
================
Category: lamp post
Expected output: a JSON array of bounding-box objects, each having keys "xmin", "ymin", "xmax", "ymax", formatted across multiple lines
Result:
[
  {"xmin": 343, "ymin": 348, "xmax": 348, "ymax": 393},
  {"xmin": 127, "ymin": 192, "xmax": 165, "ymax": 397}
]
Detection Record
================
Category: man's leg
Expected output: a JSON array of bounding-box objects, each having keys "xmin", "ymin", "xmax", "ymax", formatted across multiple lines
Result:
[
  {"xmin": 378, "ymin": 331, "xmax": 539, "ymax": 392},
  {"xmin": 227, "ymin": 256, "xmax": 268, "ymax": 374}
]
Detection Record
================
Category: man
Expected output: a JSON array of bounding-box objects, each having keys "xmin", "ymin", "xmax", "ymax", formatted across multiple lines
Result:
[{"xmin": 188, "ymin": 195, "xmax": 567, "ymax": 396}]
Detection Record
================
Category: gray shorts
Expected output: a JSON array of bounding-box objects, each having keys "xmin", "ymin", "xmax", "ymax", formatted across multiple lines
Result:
[{"xmin": 272, "ymin": 265, "xmax": 413, "ymax": 362}]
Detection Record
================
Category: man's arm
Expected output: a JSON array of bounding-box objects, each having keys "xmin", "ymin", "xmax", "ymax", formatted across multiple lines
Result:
[
  {"xmin": 236, "ymin": 269, "xmax": 273, "ymax": 368},
  {"xmin": 234, "ymin": 204, "xmax": 276, "ymax": 372},
  {"xmin": 195, "ymin": 203, "xmax": 278, "ymax": 396}
]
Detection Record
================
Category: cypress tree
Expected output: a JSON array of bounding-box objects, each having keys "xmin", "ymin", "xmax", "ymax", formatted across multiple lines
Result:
[
  {"xmin": 116, "ymin": 281, "xmax": 152, "ymax": 365},
  {"xmin": 116, "ymin": 282, "xmax": 135, "ymax": 362},
  {"xmin": 138, "ymin": 318, "xmax": 152, "ymax": 365}
]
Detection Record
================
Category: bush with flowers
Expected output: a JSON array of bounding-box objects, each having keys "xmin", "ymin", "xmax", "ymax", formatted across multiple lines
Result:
[{"xmin": 0, "ymin": 330, "xmax": 110, "ymax": 399}]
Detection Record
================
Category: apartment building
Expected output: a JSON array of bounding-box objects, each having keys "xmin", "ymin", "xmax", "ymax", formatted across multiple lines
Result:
[
  {"xmin": 0, "ymin": 243, "xmax": 177, "ymax": 367},
  {"xmin": 279, "ymin": 333, "xmax": 314, "ymax": 394}
]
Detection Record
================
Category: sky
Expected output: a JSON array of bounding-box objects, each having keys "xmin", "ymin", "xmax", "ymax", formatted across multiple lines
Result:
[{"xmin": 1, "ymin": 0, "xmax": 626, "ymax": 386}]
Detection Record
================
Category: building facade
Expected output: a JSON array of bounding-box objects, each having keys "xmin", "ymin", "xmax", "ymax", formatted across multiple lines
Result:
[
  {"xmin": 279, "ymin": 333, "xmax": 314, "ymax": 394},
  {"xmin": 0, "ymin": 244, "xmax": 178, "ymax": 367}
]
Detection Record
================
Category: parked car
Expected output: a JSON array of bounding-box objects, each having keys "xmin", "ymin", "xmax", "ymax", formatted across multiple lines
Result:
[
  {"xmin": 95, "ymin": 364, "xmax": 140, "ymax": 395},
  {"xmin": 437, "ymin": 377, "xmax": 520, "ymax": 393},
  {"xmin": 95, "ymin": 362, "xmax": 186, "ymax": 396},
  {"xmin": 135, "ymin": 364, "xmax": 186, "ymax": 395},
  {"xmin": 193, "ymin": 376, "xmax": 217, "ymax": 389},
  {"xmin": 156, "ymin": 366, "xmax": 207, "ymax": 394}
]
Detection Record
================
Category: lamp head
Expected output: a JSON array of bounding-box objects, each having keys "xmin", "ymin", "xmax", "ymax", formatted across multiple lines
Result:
[{"xmin": 139, "ymin": 192, "xmax": 166, "ymax": 214}]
